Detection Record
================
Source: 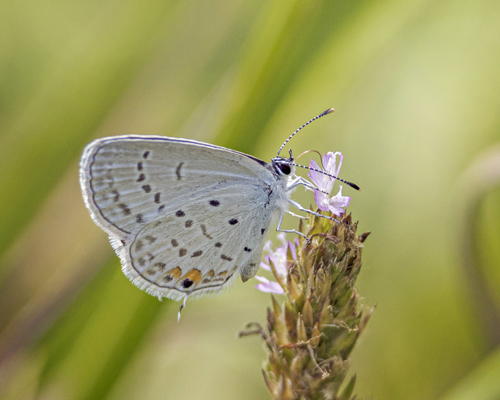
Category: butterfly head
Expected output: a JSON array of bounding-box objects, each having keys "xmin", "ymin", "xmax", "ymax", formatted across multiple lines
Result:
[{"xmin": 271, "ymin": 149, "xmax": 295, "ymax": 177}]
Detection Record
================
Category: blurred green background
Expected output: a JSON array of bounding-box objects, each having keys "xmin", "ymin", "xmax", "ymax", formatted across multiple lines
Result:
[{"xmin": 1, "ymin": 0, "xmax": 500, "ymax": 399}]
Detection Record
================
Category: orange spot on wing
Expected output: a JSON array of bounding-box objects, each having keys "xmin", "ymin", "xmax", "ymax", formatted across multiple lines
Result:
[
  {"xmin": 181, "ymin": 269, "xmax": 202, "ymax": 285},
  {"xmin": 218, "ymin": 271, "xmax": 228, "ymax": 276},
  {"xmin": 166, "ymin": 266, "xmax": 182, "ymax": 279}
]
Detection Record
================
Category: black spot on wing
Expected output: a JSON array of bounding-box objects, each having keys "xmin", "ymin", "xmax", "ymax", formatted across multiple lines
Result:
[
  {"xmin": 119, "ymin": 204, "xmax": 131, "ymax": 215},
  {"xmin": 200, "ymin": 224, "xmax": 213, "ymax": 239},
  {"xmin": 182, "ymin": 279, "xmax": 193, "ymax": 288},
  {"xmin": 176, "ymin": 162, "xmax": 184, "ymax": 180},
  {"xmin": 135, "ymin": 240, "xmax": 143, "ymax": 251},
  {"xmin": 145, "ymin": 235, "xmax": 156, "ymax": 243}
]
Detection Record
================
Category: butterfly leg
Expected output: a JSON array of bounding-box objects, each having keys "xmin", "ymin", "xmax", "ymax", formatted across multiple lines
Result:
[
  {"xmin": 286, "ymin": 210, "xmax": 308, "ymax": 219},
  {"xmin": 276, "ymin": 211, "xmax": 310, "ymax": 243},
  {"xmin": 177, "ymin": 296, "xmax": 187, "ymax": 322},
  {"xmin": 288, "ymin": 199, "xmax": 340, "ymax": 224},
  {"xmin": 287, "ymin": 176, "xmax": 316, "ymax": 192}
]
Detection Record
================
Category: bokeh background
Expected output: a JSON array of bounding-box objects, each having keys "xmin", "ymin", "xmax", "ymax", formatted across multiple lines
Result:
[{"xmin": 1, "ymin": 0, "xmax": 500, "ymax": 399}]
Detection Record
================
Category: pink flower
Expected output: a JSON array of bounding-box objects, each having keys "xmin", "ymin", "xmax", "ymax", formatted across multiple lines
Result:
[
  {"xmin": 255, "ymin": 233, "xmax": 299, "ymax": 294},
  {"xmin": 308, "ymin": 152, "xmax": 342, "ymax": 192},
  {"xmin": 309, "ymin": 152, "xmax": 350, "ymax": 216},
  {"xmin": 255, "ymin": 276, "xmax": 284, "ymax": 294}
]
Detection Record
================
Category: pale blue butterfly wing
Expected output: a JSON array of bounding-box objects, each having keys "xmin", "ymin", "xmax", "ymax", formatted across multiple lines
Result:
[{"xmin": 80, "ymin": 136, "xmax": 290, "ymax": 301}]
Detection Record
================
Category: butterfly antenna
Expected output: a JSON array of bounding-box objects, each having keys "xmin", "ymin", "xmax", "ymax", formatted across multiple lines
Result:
[
  {"xmin": 277, "ymin": 108, "xmax": 335, "ymax": 157},
  {"xmin": 291, "ymin": 162, "xmax": 360, "ymax": 191}
]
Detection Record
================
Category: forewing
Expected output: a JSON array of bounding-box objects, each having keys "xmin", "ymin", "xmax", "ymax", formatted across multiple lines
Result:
[{"xmin": 80, "ymin": 135, "xmax": 269, "ymax": 238}]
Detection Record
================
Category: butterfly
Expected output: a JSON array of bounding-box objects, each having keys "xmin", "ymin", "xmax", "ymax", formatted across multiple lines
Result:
[{"xmin": 79, "ymin": 108, "xmax": 358, "ymax": 302}]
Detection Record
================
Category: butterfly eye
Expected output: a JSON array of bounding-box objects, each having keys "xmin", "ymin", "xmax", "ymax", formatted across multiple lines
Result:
[{"xmin": 278, "ymin": 164, "xmax": 291, "ymax": 175}]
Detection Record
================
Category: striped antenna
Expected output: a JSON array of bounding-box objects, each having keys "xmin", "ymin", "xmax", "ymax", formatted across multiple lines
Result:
[
  {"xmin": 291, "ymin": 162, "xmax": 360, "ymax": 191},
  {"xmin": 277, "ymin": 108, "xmax": 335, "ymax": 157}
]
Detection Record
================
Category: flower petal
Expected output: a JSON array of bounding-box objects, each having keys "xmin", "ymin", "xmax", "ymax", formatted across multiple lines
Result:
[
  {"xmin": 324, "ymin": 152, "xmax": 343, "ymax": 178},
  {"xmin": 328, "ymin": 186, "xmax": 351, "ymax": 216},
  {"xmin": 288, "ymin": 240, "xmax": 297, "ymax": 261},
  {"xmin": 314, "ymin": 189, "xmax": 331, "ymax": 212},
  {"xmin": 263, "ymin": 240, "xmax": 273, "ymax": 254},
  {"xmin": 254, "ymin": 276, "xmax": 285, "ymax": 294},
  {"xmin": 308, "ymin": 159, "xmax": 325, "ymax": 188},
  {"xmin": 277, "ymin": 232, "xmax": 287, "ymax": 245},
  {"xmin": 260, "ymin": 261, "xmax": 271, "ymax": 271}
]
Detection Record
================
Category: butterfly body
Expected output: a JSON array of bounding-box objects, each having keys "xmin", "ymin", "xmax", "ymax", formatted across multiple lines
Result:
[{"xmin": 80, "ymin": 135, "xmax": 294, "ymax": 301}]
